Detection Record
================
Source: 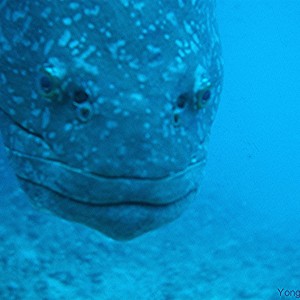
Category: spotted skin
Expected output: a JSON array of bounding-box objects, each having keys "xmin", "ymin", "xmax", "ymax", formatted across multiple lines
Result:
[{"xmin": 0, "ymin": 1, "xmax": 223, "ymax": 240}]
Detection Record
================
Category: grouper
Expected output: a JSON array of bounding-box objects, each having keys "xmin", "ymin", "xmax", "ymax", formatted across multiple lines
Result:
[{"xmin": 0, "ymin": 0, "xmax": 223, "ymax": 240}]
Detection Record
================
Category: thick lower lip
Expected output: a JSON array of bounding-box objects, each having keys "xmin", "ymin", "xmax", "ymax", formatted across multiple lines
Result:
[
  {"xmin": 16, "ymin": 158, "xmax": 201, "ymax": 240},
  {"xmin": 68, "ymin": 189, "xmax": 197, "ymax": 240},
  {"xmin": 9, "ymin": 149, "xmax": 206, "ymax": 206},
  {"xmin": 22, "ymin": 179, "xmax": 198, "ymax": 240}
]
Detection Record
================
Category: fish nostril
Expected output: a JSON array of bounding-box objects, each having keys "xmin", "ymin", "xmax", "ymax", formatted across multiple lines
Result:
[
  {"xmin": 76, "ymin": 102, "xmax": 93, "ymax": 122},
  {"xmin": 173, "ymin": 93, "xmax": 189, "ymax": 127},
  {"xmin": 74, "ymin": 89, "xmax": 89, "ymax": 104},
  {"xmin": 172, "ymin": 93, "xmax": 190, "ymax": 127},
  {"xmin": 176, "ymin": 93, "xmax": 189, "ymax": 109},
  {"xmin": 173, "ymin": 111, "xmax": 180, "ymax": 126}
]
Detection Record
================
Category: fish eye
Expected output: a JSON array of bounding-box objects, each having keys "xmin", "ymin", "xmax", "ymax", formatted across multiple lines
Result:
[
  {"xmin": 37, "ymin": 71, "xmax": 62, "ymax": 101},
  {"xmin": 38, "ymin": 72, "xmax": 57, "ymax": 96},
  {"xmin": 76, "ymin": 102, "xmax": 93, "ymax": 122},
  {"xmin": 74, "ymin": 89, "xmax": 89, "ymax": 104},
  {"xmin": 194, "ymin": 87, "xmax": 212, "ymax": 109},
  {"xmin": 202, "ymin": 90, "xmax": 211, "ymax": 101}
]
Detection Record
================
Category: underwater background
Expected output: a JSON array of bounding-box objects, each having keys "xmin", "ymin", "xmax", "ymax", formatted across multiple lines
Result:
[{"xmin": 0, "ymin": 0, "xmax": 299, "ymax": 299}]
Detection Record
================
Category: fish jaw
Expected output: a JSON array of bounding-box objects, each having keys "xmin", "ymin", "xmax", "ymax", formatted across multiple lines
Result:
[{"xmin": 16, "ymin": 162, "xmax": 204, "ymax": 240}]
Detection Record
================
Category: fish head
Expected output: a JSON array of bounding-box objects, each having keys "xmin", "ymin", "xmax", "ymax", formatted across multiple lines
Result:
[{"xmin": 0, "ymin": 1, "xmax": 223, "ymax": 240}]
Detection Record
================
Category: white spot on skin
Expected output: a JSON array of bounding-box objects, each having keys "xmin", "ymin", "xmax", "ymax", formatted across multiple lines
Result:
[
  {"xmin": 137, "ymin": 74, "xmax": 147, "ymax": 83},
  {"xmin": 71, "ymin": 49, "xmax": 80, "ymax": 56},
  {"xmin": 108, "ymin": 40, "xmax": 126, "ymax": 59},
  {"xmin": 48, "ymin": 132, "xmax": 56, "ymax": 139},
  {"xmin": 69, "ymin": 2, "xmax": 80, "ymax": 10},
  {"xmin": 84, "ymin": 6, "xmax": 100, "ymax": 16},
  {"xmin": 146, "ymin": 45, "xmax": 161, "ymax": 55},
  {"xmin": 166, "ymin": 12, "xmax": 177, "ymax": 26},
  {"xmin": 148, "ymin": 24, "xmax": 156, "ymax": 31},
  {"xmin": 41, "ymin": 7, "xmax": 52, "ymax": 19},
  {"xmin": 88, "ymin": 23, "xmax": 95, "ymax": 29},
  {"xmin": 58, "ymin": 30, "xmax": 71, "ymax": 47},
  {"xmin": 175, "ymin": 40, "xmax": 183, "ymax": 48},
  {"xmin": 45, "ymin": 58, "xmax": 67, "ymax": 79},
  {"xmin": 194, "ymin": 65, "xmax": 210, "ymax": 94},
  {"xmin": 106, "ymin": 121, "xmax": 118, "ymax": 129},
  {"xmin": 129, "ymin": 59, "xmax": 139, "ymax": 69},
  {"xmin": 133, "ymin": 2, "xmax": 145, "ymax": 11},
  {"xmin": 130, "ymin": 93, "xmax": 143, "ymax": 102},
  {"xmin": 184, "ymin": 21, "xmax": 193, "ymax": 35},
  {"xmin": 178, "ymin": 49, "xmax": 185, "ymax": 58},
  {"xmin": 117, "ymin": 145, "xmax": 127, "ymax": 157},
  {"xmin": 31, "ymin": 109, "xmax": 41, "ymax": 117},
  {"xmin": 73, "ymin": 45, "xmax": 99, "ymax": 75},
  {"xmin": 12, "ymin": 16, "xmax": 32, "ymax": 44},
  {"xmin": 123, "ymin": 111, "xmax": 130, "ymax": 117},
  {"xmin": 80, "ymin": 45, "xmax": 96, "ymax": 60},
  {"xmin": 64, "ymin": 123, "xmax": 72, "ymax": 132},
  {"xmin": 12, "ymin": 11, "xmax": 26, "ymax": 22},
  {"xmin": 193, "ymin": 33, "xmax": 200, "ymax": 45},
  {"xmin": 120, "ymin": 0, "xmax": 129, "ymax": 7},
  {"xmin": 73, "ymin": 13, "xmax": 82, "ymax": 22},
  {"xmin": 178, "ymin": 0, "xmax": 184, "ymax": 8},
  {"xmin": 62, "ymin": 18, "xmax": 72, "ymax": 26},
  {"xmin": 105, "ymin": 31, "xmax": 112, "ymax": 38},
  {"xmin": 41, "ymin": 108, "xmax": 50, "ymax": 129},
  {"xmin": 31, "ymin": 42, "xmax": 39, "ymax": 52},
  {"xmin": 12, "ymin": 96, "xmax": 24, "ymax": 104},
  {"xmin": 8, "ymin": 108, "xmax": 16, "ymax": 116},
  {"xmin": 190, "ymin": 41, "xmax": 199, "ymax": 54},
  {"xmin": 0, "ymin": 73, "xmax": 7, "ymax": 85},
  {"xmin": 69, "ymin": 40, "xmax": 79, "ymax": 49}
]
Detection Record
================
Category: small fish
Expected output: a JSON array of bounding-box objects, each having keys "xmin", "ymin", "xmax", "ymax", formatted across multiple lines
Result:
[{"xmin": 0, "ymin": 1, "xmax": 223, "ymax": 240}]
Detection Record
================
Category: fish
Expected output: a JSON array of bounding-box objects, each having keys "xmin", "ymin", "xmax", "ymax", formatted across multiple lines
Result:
[{"xmin": 0, "ymin": 0, "xmax": 223, "ymax": 240}]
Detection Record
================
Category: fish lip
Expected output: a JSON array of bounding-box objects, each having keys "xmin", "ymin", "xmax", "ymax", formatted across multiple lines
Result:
[
  {"xmin": 62, "ymin": 189, "xmax": 197, "ymax": 240},
  {"xmin": 66, "ymin": 187, "xmax": 198, "ymax": 208},
  {"xmin": 23, "ymin": 180, "xmax": 197, "ymax": 240},
  {"xmin": 8, "ymin": 148, "xmax": 206, "ymax": 206}
]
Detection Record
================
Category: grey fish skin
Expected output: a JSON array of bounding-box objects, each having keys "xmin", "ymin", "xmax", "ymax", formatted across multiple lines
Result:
[{"xmin": 0, "ymin": 1, "xmax": 223, "ymax": 240}]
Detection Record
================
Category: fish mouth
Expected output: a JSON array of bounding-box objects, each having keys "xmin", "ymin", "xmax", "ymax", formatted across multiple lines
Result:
[
  {"xmin": 7, "ymin": 149, "xmax": 205, "ymax": 240},
  {"xmin": 61, "ymin": 189, "xmax": 197, "ymax": 240},
  {"xmin": 21, "ymin": 177, "xmax": 198, "ymax": 240},
  {"xmin": 7, "ymin": 148, "xmax": 206, "ymax": 206},
  {"xmin": 5, "ymin": 144, "xmax": 206, "ymax": 241}
]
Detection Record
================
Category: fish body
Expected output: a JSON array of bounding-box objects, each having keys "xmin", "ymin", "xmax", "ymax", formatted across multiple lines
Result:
[{"xmin": 0, "ymin": 1, "xmax": 223, "ymax": 240}]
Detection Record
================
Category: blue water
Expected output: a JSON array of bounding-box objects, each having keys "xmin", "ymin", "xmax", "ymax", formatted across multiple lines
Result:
[{"xmin": 1, "ymin": 1, "xmax": 300, "ymax": 299}]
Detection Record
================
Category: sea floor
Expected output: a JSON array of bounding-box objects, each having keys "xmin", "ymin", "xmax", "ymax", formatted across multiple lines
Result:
[{"xmin": 1, "ymin": 156, "xmax": 298, "ymax": 300}]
